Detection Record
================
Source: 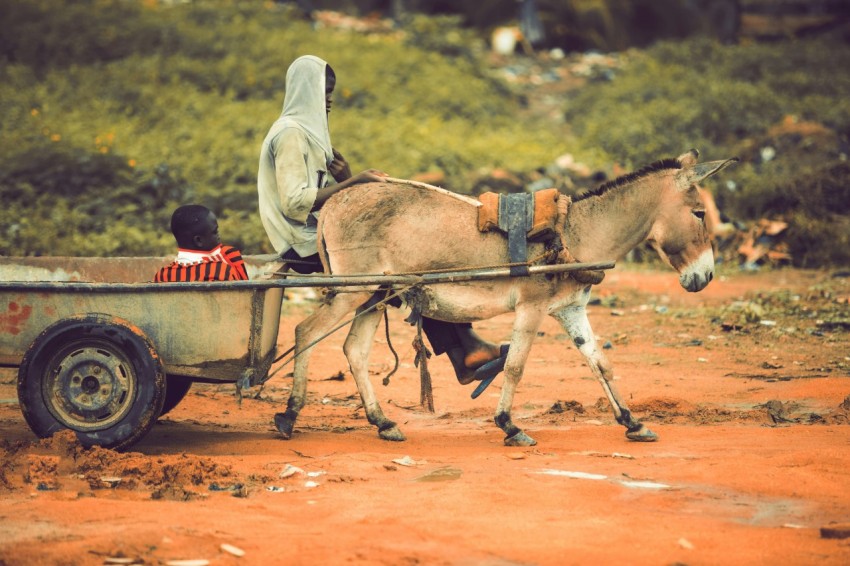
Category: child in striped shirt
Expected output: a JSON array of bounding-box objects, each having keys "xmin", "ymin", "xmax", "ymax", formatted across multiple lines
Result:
[{"xmin": 154, "ymin": 204, "xmax": 248, "ymax": 282}]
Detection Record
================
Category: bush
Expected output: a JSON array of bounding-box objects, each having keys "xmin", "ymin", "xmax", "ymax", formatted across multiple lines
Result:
[
  {"xmin": 563, "ymin": 36, "xmax": 850, "ymax": 267},
  {"xmin": 565, "ymin": 37, "xmax": 850, "ymax": 168},
  {"xmin": 1, "ymin": 2, "xmax": 849, "ymax": 268},
  {"xmin": 0, "ymin": 0, "xmax": 183, "ymax": 72},
  {"xmin": 0, "ymin": 0, "xmax": 569, "ymax": 257}
]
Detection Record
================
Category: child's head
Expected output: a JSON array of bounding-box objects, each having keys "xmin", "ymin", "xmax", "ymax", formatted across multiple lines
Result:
[{"xmin": 170, "ymin": 204, "xmax": 220, "ymax": 251}]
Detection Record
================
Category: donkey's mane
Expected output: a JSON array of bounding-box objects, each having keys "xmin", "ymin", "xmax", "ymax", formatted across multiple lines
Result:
[{"xmin": 574, "ymin": 158, "xmax": 682, "ymax": 202}]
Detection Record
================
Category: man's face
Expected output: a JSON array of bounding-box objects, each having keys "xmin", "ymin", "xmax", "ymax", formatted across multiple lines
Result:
[
  {"xmin": 193, "ymin": 211, "xmax": 221, "ymax": 251},
  {"xmin": 325, "ymin": 74, "xmax": 335, "ymax": 114}
]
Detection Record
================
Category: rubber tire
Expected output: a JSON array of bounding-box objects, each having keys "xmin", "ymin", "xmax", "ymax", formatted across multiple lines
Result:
[
  {"xmin": 17, "ymin": 314, "xmax": 166, "ymax": 451},
  {"xmin": 160, "ymin": 375, "xmax": 193, "ymax": 417}
]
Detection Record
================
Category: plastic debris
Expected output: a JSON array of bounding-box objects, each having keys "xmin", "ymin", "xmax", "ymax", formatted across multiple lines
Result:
[
  {"xmin": 279, "ymin": 464, "xmax": 305, "ymax": 478},
  {"xmin": 392, "ymin": 455, "xmax": 422, "ymax": 467},
  {"xmin": 621, "ymin": 480, "xmax": 670, "ymax": 490},
  {"xmin": 220, "ymin": 543, "xmax": 245, "ymax": 557},
  {"xmin": 539, "ymin": 469, "xmax": 607, "ymax": 480},
  {"xmin": 100, "ymin": 477, "xmax": 122, "ymax": 488}
]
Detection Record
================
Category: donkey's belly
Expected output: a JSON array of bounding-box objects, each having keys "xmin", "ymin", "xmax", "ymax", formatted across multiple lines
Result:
[
  {"xmin": 412, "ymin": 281, "xmax": 513, "ymax": 322},
  {"xmin": 411, "ymin": 277, "xmax": 564, "ymax": 323}
]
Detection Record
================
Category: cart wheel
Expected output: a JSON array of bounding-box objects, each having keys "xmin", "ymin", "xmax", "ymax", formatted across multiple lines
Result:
[
  {"xmin": 160, "ymin": 375, "xmax": 193, "ymax": 417},
  {"xmin": 17, "ymin": 314, "xmax": 166, "ymax": 451}
]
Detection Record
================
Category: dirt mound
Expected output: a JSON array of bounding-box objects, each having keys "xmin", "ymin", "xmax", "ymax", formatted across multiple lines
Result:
[
  {"xmin": 819, "ymin": 396, "xmax": 850, "ymax": 425},
  {"xmin": 1, "ymin": 430, "xmax": 235, "ymax": 500},
  {"xmin": 626, "ymin": 396, "xmax": 850, "ymax": 426},
  {"xmin": 631, "ymin": 396, "xmax": 769, "ymax": 425}
]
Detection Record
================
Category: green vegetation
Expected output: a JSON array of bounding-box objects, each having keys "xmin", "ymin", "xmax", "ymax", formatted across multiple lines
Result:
[
  {"xmin": 565, "ymin": 37, "xmax": 850, "ymax": 267},
  {"xmin": 1, "ymin": 0, "xmax": 848, "ymax": 267},
  {"xmin": 0, "ymin": 0, "xmax": 568, "ymax": 256}
]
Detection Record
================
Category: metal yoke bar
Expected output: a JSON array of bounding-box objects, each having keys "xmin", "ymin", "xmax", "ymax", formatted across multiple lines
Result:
[{"xmin": 0, "ymin": 260, "xmax": 615, "ymax": 293}]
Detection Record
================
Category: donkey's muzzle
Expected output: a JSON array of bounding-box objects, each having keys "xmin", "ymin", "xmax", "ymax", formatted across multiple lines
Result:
[
  {"xmin": 680, "ymin": 269, "xmax": 713, "ymax": 292},
  {"xmin": 679, "ymin": 250, "xmax": 715, "ymax": 292}
]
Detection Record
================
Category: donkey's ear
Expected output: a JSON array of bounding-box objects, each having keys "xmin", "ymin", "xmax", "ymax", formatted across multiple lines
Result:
[
  {"xmin": 677, "ymin": 148, "xmax": 700, "ymax": 167},
  {"xmin": 679, "ymin": 157, "xmax": 739, "ymax": 188}
]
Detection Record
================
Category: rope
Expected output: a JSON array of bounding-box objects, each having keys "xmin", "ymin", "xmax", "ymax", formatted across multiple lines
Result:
[
  {"xmin": 260, "ymin": 284, "xmax": 415, "ymax": 384},
  {"xmin": 381, "ymin": 307, "xmax": 401, "ymax": 386},
  {"xmin": 413, "ymin": 316, "xmax": 434, "ymax": 412}
]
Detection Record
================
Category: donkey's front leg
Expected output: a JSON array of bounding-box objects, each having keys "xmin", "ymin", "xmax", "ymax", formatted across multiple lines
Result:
[
  {"xmin": 495, "ymin": 306, "xmax": 545, "ymax": 447},
  {"xmin": 344, "ymin": 307, "xmax": 405, "ymax": 441},
  {"xmin": 551, "ymin": 302, "xmax": 658, "ymax": 442}
]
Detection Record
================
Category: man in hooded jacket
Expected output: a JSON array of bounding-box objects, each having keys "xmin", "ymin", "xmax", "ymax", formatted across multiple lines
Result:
[{"xmin": 258, "ymin": 55, "xmax": 508, "ymax": 392}]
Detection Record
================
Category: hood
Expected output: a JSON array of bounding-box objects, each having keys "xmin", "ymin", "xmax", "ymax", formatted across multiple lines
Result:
[{"xmin": 278, "ymin": 54, "xmax": 333, "ymax": 165}]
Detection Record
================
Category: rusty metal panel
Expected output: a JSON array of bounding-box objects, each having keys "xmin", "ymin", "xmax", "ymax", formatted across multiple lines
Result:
[
  {"xmin": 0, "ymin": 287, "xmax": 278, "ymax": 381},
  {"xmin": 0, "ymin": 257, "xmax": 285, "ymax": 383}
]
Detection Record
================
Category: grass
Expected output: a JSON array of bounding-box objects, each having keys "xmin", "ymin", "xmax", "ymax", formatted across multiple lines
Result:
[{"xmin": 1, "ymin": 0, "xmax": 848, "ymax": 267}]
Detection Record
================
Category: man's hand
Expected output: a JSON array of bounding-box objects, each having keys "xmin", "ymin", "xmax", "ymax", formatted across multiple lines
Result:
[
  {"xmin": 329, "ymin": 148, "xmax": 353, "ymax": 182},
  {"xmin": 312, "ymin": 167, "xmax": 389, "ymax": 210},
  {"xmin": 352, "ymin": 169, "xmax": 389, "ymax": 184}
]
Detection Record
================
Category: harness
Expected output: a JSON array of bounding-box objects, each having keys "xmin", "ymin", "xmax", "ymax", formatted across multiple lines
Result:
[{"xmin": 477, "ymin": 188, "xmax": 604, "ymax": 285}]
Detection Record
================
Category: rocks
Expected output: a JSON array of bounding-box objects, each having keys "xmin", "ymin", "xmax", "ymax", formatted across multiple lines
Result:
[{"xmin": 820, "ymin": 523, "xmax": 850, "ymax": 540}]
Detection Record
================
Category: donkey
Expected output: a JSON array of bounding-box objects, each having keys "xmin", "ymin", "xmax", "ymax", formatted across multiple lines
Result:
[{"xmin": 274, "ymin": 149, "xmax": 737, "ymax": 446}]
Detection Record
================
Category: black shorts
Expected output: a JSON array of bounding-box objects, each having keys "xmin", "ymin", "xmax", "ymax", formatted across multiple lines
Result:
[{"xmin": 281, "ymin": 249, "xmax": 323, "ymax": 274}]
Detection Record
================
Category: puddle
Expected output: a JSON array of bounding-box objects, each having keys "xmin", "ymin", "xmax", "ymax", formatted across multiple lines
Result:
[
  {"xmin": 415, "ymin": 466, "xmax": 462, "ymax": 482},
  {"xmin": 734, "ymin": 495, "xmax": 809, "ymax": 526}
]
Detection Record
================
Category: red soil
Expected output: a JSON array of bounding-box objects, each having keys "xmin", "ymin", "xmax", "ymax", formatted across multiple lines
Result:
[{"xmin": 1, "ymin": 266, "xmax": 849, "ymax": 565}]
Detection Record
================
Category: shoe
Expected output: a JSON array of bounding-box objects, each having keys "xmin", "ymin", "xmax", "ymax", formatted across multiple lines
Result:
[{"xmin": 470, "ymin": 344, "xmax": 509, "ymax": 399}]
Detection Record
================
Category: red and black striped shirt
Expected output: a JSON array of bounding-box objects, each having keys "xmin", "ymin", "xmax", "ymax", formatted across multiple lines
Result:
[{"xmin": 154, "ymin": 245, "xmax": 249, "ymax": 282}]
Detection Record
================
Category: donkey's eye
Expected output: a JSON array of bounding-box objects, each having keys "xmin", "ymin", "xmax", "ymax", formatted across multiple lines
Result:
[{"xmin": 693, "ymin": 210, "xmax": 706, "ymax": 222}]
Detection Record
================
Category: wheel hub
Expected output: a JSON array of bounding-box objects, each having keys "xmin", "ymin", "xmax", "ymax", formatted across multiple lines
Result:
[{"xmin": 45, "ymin": 343, "xmax": 137, "ymax": 431}]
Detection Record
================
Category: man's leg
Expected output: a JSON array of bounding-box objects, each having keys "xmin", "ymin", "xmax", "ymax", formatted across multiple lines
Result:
[
  {"xmin": 281, "ymin": 249, "xmax": 323, "ymax": 274},
  {"xmin": 421, "ymin": 318, "xmax": 503, "ymax": 385}
]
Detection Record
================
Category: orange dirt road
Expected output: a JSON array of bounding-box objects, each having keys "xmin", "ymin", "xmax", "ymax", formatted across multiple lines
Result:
[{"xmin": 1, "ymin": 267, "xmax": 849, "ymax": 565}]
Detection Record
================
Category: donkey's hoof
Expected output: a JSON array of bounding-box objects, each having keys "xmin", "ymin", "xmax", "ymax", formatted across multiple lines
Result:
[
  {"xmin": 274, "ymin": 412, "xmax": 295, "ymax": 439},
  {"xmin": 626, "ymin": 424, "xmax": 658, "ymax": 442},
  {"xmin": 504, "ymin": 431, "xmax": 537, "ymax": 447},
  {"xmin": 379, "ymin": 426, "xmax": 406, "ymax": 442}
]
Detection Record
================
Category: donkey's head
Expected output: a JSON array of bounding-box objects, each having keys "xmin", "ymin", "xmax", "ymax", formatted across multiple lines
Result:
[{"xmin": 647, "ymin": 149, "xmax": 738, "ymax": 292}]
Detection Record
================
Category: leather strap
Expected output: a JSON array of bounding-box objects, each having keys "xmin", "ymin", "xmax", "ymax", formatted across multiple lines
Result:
[{"xmin": 499, "ymin": 193, "xmax": 534, "ymax": 276}]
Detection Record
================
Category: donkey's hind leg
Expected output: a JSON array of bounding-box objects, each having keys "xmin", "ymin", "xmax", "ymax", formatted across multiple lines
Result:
[
  {"xmin": 551, "ymin": 302, "xmax": 658, "ymax": 442},
  {"xmin": 275, "ymin": 290, "xmax": 373, "ymax": 439},
  {"xmin": 344, "ymin": 306, "xmax": 405, "ymax": 441}
]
